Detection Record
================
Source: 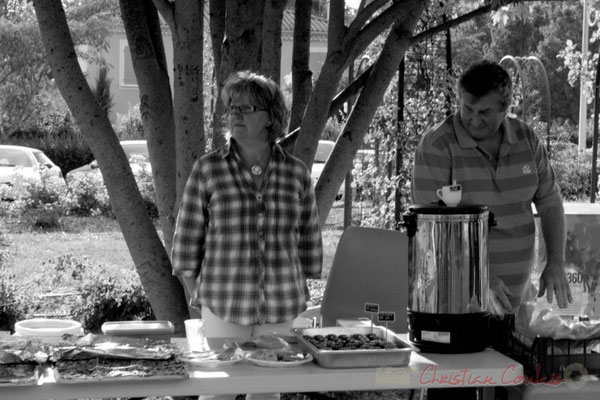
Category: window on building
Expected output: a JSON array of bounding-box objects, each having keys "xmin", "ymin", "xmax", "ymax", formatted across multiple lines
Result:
[{"xmin": 119, "ymin": 40, "xmax": 138, "ymax": 88}]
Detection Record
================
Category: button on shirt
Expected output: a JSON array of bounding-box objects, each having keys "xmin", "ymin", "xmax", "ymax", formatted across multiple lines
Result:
[
  {"xmin": 412, "ymin": 113, "xmax": 562, "ymax": 308},
  {"xmin": 171, "ymin": 140, "xmax": 323, "ymax": 325}
]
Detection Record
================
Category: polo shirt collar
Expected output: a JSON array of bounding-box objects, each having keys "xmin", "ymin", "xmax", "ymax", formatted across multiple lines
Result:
[{"xmin": 453, "ymin": 113, "xmax": 518, "ymax": 148}]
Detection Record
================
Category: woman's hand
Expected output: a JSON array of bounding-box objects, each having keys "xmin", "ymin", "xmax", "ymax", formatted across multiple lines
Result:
[{"xmin": 488, "ymin": 276, "xmax": 514, "ymax": 317}]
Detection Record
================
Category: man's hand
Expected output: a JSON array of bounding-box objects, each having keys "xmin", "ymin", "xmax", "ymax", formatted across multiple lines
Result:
[
  {"xmin": 538, "ymin": 262, "xmax": 572, "ymax": 308},
  {"xmin": 488, "ymin": 276, "xmax": 514, "ymax": 317}
]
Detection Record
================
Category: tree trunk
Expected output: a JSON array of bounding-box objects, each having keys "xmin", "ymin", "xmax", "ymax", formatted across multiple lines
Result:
[
  {"xmin": 261, "ymin": 0, "xmax": 287, "ymax": 84},
  {"xmin": 212, "ymin": 0, "xmax": 265, "ymax": 149},
  {"xmin": 209, "ymin": 0, "xmax": 226, "ymax": 149},
  {"xmin": 293, "ymin": 0, "xmax": 349, "ymax": 171},
  {"xmin": 171, "ymin": 0, "xmax": 206, "ymax": 208},
  {"xmin": 290, "ymin": 0, "xmax": 312, "ymax": 132},
  {"xmin": 222, "ymin": 0, "xmax": 264, "ymax": 75},
  {"xmin": 33, "ymin": 0, "xmax": 189, "ymax": 334},
  {"xmin": 120, "ymin": 0, "xmax": 177, "ymax": 252}
]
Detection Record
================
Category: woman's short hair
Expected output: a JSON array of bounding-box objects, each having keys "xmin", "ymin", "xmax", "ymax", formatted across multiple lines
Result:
[
  {"xmin": 458, "ymin": 59, "xmax": 512, "ymax": 111},
  {"xmin": 222, "ymin": 71, "xmax": 289, "ymax": 142}
]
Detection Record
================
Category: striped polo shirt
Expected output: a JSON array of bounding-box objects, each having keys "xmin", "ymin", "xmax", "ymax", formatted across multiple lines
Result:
[{"xmin": 412, "ymin": 113, "xmax": 562, "ymax": 308}]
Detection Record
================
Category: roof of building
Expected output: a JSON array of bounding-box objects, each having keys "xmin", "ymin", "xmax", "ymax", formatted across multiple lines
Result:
[
  {"xmin": 281, "ymin": 9, "xmax": 329, "ymax": 42},
  {"xmin": 116, "ymin": 8, "xmax": 328, "ymax": 42}
]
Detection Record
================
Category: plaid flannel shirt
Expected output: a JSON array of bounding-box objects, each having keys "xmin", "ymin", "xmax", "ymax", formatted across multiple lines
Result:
[{"xmin": 171, "ymin": 140, "xmax": 323, "ymax": 325}]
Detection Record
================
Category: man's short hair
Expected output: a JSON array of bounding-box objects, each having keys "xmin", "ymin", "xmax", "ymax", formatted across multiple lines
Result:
[{"xmin": 458, "ymin": 59, "xmax": 512, "ymax": 111}]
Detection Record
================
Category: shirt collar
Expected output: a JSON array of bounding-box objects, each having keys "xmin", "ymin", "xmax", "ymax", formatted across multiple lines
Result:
[
  {"xmin": 222, "ymin": 138, "xmax": 287, "ymax": 160},
  {"xmin": 453, "ymin": 113, "xmax": 518, "ymax": 148}
]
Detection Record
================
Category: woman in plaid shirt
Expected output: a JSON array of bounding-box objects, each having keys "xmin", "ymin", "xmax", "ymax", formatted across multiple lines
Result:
[{"xmin": 172, "ymin": 71, "xmax": 322, "ymax": 397}]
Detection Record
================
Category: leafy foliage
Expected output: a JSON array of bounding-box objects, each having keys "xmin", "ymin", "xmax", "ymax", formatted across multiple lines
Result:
[
  {"xmin": 91, "ymin": 67, "xmax": 114, "ymax": 118},
  {"xmin": 8, "ymin": 252, "xmax": 154, "ymax": 333},
  {"xmin": 1, "ymin": 158, "xmax": 157, "ymax": 223},
  {"xmin": 6, "ymin": 109, "xmax": 94, "ymax": 175},
  {"xmin": 116, "ymin": 103, "xmax": 145, "ymax": 140},
  {"xmin": 63, "ymin": 172, "xmax": 113, "ymax": 217},
  {"xmin": 0, "ymin": 8, "xmax": 51, "ymax": 135},
  {"xmin": 455, "ymin": 2, "xmax": 583, "ymax": 123},
  {"xmin": 72, "ymin": 261, "xmax": 155, "ymax": 334},
  {"xmin": 0, "ymin": 251, "xmax": 27, "ymax": 333},
  {"xmin": 0, "ymin": 170, "xmax": 68, "ymax": 229},
  {"xmin": 0, "ymin": 0, "xmax": 119, "ymax": 137},
  {"xmin": 544, "ymin": 120, "xmax": 599, "ymax": 201}
]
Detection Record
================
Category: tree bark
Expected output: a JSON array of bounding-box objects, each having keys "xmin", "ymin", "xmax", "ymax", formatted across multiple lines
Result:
[
  {"xmin": 289, "ymin": 0, "xmax": 312, "ymax": 132},
  {"xmin": 33, "ymin": 0, "xmax": 189, "ymax": 334},
  {"xmin": 120, "ymin": 0, "xmax": 177, "ymax": 252},
  {"xmin": 209, "ymin": 0, "xmax": 226, "ymax": 148},
  {"xmin": 261, "ymin": 0, "xmax": 287, "ymax": 84},
  {"xmin": 212, "ymin": 0, "xmax": 266, "ymax": 149},
  {"xmin": 170, "ymin": 0, "xmax": 206, "ymax": 207}
]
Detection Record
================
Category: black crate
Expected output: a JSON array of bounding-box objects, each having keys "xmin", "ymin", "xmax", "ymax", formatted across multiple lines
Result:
[{"xmin": 492, "ymin": 315, "xmax": 600, "ymax": 379}]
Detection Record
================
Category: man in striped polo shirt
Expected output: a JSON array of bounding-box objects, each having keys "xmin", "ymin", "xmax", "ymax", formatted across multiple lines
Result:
[{"xmin": 412, "ymin": 59, "xmax": 572, "ymax": 317}]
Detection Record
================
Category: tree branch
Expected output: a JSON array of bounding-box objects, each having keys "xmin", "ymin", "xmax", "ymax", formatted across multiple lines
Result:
[
  {"xmin": 327, "ymin": 0, "xmax": 346, "ymax": 55},
  {"xmin": 344, "ymin": 0, "xmax": 412, "ymax": 65},
  {"xmin": 151, "ymin": 0, "xmax": 174, "ymax": 31},
  {"xmin": 345, "ymin": 0, "xmax": 389, "ymax": 40},
  {"xmin": 279, "ymin": 66, "xmax": 372, "ymax": 150},
  {"xmin": 410, "ymin": 0, "xmax": 534, "ymax": 44}
]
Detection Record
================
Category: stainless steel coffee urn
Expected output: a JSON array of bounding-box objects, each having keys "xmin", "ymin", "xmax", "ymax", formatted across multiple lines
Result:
[{"xmin": 402, "ymin": 204, "xmax": 494, "ymax": 353}]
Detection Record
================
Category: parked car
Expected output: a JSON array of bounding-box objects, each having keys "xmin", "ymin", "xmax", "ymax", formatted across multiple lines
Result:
[
  {"xmin": 66, "ymin": 140, "xmax": 150, "ymax": 181},
  {"xmin": 0, "ymin": 145, "xmax": 65, "ymax": 190}
]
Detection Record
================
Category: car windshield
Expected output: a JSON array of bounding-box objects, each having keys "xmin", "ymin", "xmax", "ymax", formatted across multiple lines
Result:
[
  {"xmin": 315, "ymin": 142, "xmax": 334, "ymax": 163},
  {"xmin": 0, "ymin": 149, "xmax": 34, "ymax": 167},
  {"xmin": 122, "ymin": 143, "xmax": 149, "ymax": 161}
]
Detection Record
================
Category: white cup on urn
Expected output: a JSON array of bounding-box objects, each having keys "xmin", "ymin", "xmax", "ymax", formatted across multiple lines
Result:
[{"xmin": 436, "ymin": 181, "xmax": 462, "ymax": 206}]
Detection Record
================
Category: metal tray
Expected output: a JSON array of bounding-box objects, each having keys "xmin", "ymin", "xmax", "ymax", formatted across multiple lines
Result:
[
  {"xmin": 101, "ymin": 321, "xmax": 174, "ymax": 339},
  {"xmin": 292, "ymin": 326, "xmax": 416, "ymax": 368}
]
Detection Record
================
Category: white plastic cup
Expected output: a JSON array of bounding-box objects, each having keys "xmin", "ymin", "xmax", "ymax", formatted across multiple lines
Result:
[{"xmin": 184, "ymin": 319, "xmax": 205, "ymax": 351}]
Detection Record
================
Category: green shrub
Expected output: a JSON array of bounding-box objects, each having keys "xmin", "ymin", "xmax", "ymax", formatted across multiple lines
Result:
[
  {"xmin": 2, "ymin": 161, "xmax": 159, "ymax": 222},
  {"xmin": 91, "ymin": 67, "xmax": 114, "ymax": 118},
  {"xmin": 16, "ymin": 253, "xmax": 155, "ymax": 333},
  {"xmin": 116, "ymin": 103, "xmax": 144, "ymax": 140},
  {"xmin": 64, "ymin": 159, "xmax": 158, "ymax": 219},
  {"xmin": 322, "ymin": 118, "xmax": 343, "ymax": 141},
  {"xmin": 0, "ymin": 252, "xmax": 27, "ymax": 333},
  {"xmin": 7, "ymin": 112, "xmax": 94, "ymax": 174},
  {"xmin": 70, "ymin": 261, "xmax": 155, "ymax": 334},
  {"xmin": 552, "ymin": 145, "xmax": 595, "ymax": 201},
  {"xmin": 1, "ymin": 170, "xmax": 68, "ymax": 230},
  {"xmin": 63, "ymin": 172, "xmax": 113, "ymax": 217},
  {"xmin": 540, "ymin": 120, "xmax": 599, "ymax": 201}
]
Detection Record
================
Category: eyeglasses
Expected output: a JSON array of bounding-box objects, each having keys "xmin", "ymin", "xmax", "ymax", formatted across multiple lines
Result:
[{"xmin": 226, "ymin": 104, "xmax": 265, "ymax": 114}]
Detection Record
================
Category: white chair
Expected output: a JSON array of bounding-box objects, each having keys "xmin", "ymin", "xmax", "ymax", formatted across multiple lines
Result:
[
  {"xmin": 295, "ymin": 226, "xmax": 424, "ymax": 400},
  {"xmin": 296, "ymin": 225, "xmax": 409, "ymax": 333}
]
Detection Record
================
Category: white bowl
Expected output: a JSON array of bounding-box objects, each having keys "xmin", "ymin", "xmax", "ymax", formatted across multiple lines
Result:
[{"xmin": 15, "ymin": 318, "xmax": 83, "ymax": 342}]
